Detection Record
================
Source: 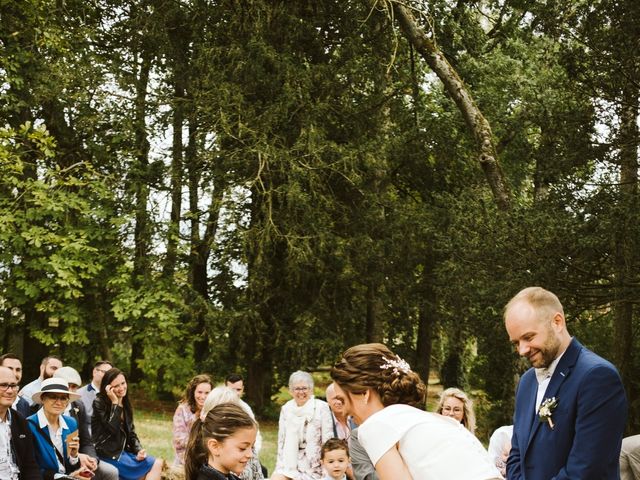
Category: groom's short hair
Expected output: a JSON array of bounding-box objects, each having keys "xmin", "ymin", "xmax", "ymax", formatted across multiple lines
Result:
[{"xmin": 504, "ymin": 286, "xmax": 564, "ymax": 323}]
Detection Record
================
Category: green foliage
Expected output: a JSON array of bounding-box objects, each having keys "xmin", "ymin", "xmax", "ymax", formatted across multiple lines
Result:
[{"xmin": 1, "ymin": 0, "xmax": 638, "ymax": 432}]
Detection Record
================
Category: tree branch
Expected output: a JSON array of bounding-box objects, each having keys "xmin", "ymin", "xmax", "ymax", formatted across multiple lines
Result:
[{"xmin": 388, "ymin": 0, "xmax": 512, "ymax": 211}]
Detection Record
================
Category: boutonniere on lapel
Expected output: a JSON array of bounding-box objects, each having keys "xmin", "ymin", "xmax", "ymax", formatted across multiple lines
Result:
[
  {"xmin": 73, "ymin": 407, "xmax": 80, "ymax": 415},
  {"xmin": 538, "ymin": 397, "xmax": 558, "ymax": 429}
]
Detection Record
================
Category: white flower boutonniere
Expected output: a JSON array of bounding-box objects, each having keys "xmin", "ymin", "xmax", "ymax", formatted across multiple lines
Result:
[{"xmin": 538, "ymin": 397, "xmax": 558, "ymax": 429}]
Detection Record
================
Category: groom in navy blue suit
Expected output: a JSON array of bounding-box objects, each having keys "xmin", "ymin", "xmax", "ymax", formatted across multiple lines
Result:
[{"xmin": 504, "ymin": 287, "xmax": 627, "ymax": 480}]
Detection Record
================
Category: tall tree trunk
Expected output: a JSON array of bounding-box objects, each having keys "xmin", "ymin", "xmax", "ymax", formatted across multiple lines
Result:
[
  {"xmin": 613, "ymin": 83, "xmax": 638, "ymax": 430},
  {"xmin": 163, "ymin": 75, "xmax": 185, "ymax": 277},
  {"xmin": 163, "ymin": 8, "xmax": 190, "ymax": 278},
  {"xmin": 388, "ymin": 1, "xmax": 511, "ymax": 211},
  {"xmin": 415, "ymin": 255, "xmax": 436, "ymax": 386},
  {"xmin": 192, "ymin": 180, "xmax": 225, "ymax": 365},
  {"xmin": 130, "ymin": 44, "xmax": 153, "ymax": 383},
  {"xmin": 243, "ymin": 187, "xmax": 277, "ymax": 414},
  {"xmin": 185, "ymin": 113, "xmax": 227, "ymax": 366}
]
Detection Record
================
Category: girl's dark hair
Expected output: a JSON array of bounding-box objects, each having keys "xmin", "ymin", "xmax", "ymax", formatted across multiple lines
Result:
[
  {"xmin": 98, "ymin": 367, "xmax": 133, "ymax": 417},
  {"xmin": 181, "ymin": 374, "xmax": 213, "ymax": 414},
  {"xmin": 184, "ymin": 402, "xmax": 257, "ymax": 480},
  {"xmin": 330, "ymin": 343, "xmax": 426, "ymax": 409},
  {"xmin": 321, "ymin": 437, "xmax": 349, "ymax": 459}
]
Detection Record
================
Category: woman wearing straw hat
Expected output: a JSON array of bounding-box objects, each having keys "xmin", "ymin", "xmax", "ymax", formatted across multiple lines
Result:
[
  {"xmin": 54, "ymin": 366, "xmax": 119, "ymax": 480},
  {"xmin": 27, "ymin": 377, "xmax": 94, "ymax": 479}
]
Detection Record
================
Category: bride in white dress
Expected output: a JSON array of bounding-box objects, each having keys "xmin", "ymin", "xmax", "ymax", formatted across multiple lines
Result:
[{"xmin": 330, "ymin": 343, "xmax": 503, "ymax": 480}]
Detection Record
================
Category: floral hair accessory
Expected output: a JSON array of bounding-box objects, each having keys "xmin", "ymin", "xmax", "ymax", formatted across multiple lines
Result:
[
  {"xmin": 538, "ymin": 397, "xmax": 558, "ymax": 429},
  {"xmin": 380, "ymin": 355, "xmax": 411, "ymax": 375}
]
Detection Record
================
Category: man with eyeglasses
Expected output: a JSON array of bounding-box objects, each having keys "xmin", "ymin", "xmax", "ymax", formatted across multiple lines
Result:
[
  {"xmin": 0, "ymin": 365, "xmax": 41, "ymax": 480},
  {"xmin": 76, "ymin": 360, "xmax": 112, "ymax": 434},
  {"xmin": 0, "ymin": 353, "xmax": 31, "ymax": 419}
]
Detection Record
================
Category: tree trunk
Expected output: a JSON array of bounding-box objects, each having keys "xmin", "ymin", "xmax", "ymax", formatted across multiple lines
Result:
[
  {"xmin": 242, "ymin": 187, "xmax": 278, "ymax": 414},
  {"xmin": 415, "ymin": 257, "xmax": 436, "ymax": 386},
  {"xmin": 389, "ymin": 1, "xmax": 511, "ymax": 211},
  {"xmin": 163, "ymin": 75, "xmax": 185, "ymax": 277},
  {"xmin": 613, "ymin": 83, "xmax": 638, "ymax": 430},
  {"xmin": 130, "ymin": 44, "xmax": 153, "ymax": 383},
  {"xmin": 163, "ymin": 9, "xmax": 190, "ymax": 278}
]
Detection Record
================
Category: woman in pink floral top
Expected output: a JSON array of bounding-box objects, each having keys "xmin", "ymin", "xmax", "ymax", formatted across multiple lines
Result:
[{"xmin": 172, "ymin": 374, "xmax": 213, "ymax": 466}]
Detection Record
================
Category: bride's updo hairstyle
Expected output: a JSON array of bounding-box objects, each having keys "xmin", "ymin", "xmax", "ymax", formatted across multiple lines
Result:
[{"xmin": 331, "ymin": 343, "xmax": 426, "ymax": 409}]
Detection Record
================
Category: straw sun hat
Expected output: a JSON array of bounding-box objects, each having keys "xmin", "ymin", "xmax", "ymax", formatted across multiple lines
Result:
[{"xmin": 31, "ymin": 377, "xmax": 81, "ymax": 404}]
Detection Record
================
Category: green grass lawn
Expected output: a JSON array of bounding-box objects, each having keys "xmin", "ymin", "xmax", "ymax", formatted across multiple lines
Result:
[{"xmin": 135, "ymin": 409, "xmax": 279, "ymax": 474}]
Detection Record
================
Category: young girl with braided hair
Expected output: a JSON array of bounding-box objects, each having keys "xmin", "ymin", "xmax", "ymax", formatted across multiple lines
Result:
[
  {"xmin": 184, "ymin": 402, "xmax": 258, "ymax": 480},
  {"xmin": 330, "ymin": 343, "xmax": 502, "ymax": 480}
]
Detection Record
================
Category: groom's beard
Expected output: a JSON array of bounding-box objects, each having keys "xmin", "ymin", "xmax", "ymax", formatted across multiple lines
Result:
[{"xmin": 528, "ymin": 330, "xmax": 561, "ymax": 368}]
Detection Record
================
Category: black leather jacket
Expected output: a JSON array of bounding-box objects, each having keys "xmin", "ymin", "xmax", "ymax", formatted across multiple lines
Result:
[{"xmin": 91, "ymin": 395, "xmax": 142, "ymax": 460}]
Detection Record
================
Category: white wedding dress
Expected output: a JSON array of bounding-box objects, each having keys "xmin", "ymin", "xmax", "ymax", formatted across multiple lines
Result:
[{"xmin": 358, "ymin": 404, "xmax": 502, "ymax": 480}]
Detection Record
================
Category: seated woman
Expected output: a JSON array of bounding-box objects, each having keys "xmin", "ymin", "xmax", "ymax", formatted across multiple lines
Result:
[
  {"xmin": 271, "ymin": 371, "xmax": 333, "ymax": 480},
  {"xmin": 173, "ymin": 374, "xmax": 213, "ymax": 467},
  {"xmin": 435, "ymin": 387, "xmax": 476, "ymax": 435},
  {"xmin": 91, "ymin": 367, "xmax": 163, "ymax": 480},
  {"xmin": 331, "ymin": 343, "xmax": 501, "ymax": 480},
  {"xmin": 27, "ymin": 377, "xmax": 93, "ymax": 479}
]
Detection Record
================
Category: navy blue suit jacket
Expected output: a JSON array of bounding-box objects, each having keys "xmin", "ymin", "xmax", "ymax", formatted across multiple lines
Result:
[
  {"xmin": 507, "ymin": 338, "xmax": 627, "ymax": 480},
  {"xmin": 14, "ymin": 396, "xmax": 31, "ymax": 419}
]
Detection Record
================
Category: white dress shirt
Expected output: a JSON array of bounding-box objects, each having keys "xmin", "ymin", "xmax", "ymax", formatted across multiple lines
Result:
[
  {"xmin": 534, "ymin": 348, "xmax": 566, "ymax": 411},
  {"xmin": 0, "ymin": 410, "xmax": 20, "ymax": 480}
]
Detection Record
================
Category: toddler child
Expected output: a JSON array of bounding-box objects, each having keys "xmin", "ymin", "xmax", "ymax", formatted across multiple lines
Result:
[{"xmin": 320, "ymin": 438, "xmax": 350, "ymax": 480}]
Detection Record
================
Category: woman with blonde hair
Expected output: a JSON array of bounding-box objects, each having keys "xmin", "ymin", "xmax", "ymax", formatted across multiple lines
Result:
[
  {"xmin": 436, "ymin": 387, "xmax": 476, "ymax": 435},
  {"xmin": 330, "ymin": 343, "xmax": 500, "ymax": 480}
]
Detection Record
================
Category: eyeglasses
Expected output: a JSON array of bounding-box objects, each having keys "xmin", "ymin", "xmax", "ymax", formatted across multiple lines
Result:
[
  {"xmin": 293, "ymin": 387, "xmax": 310, "ymax": 392},
  {"xmin": 0, "ymin": 383, "xmax": 19, "ymax": 392},
  {"xmin": 442, "ymin": 406, "xmax": 463, "ymax": 414},
  {"xmin": 43, "ymin": 394, "xmax": 70, "ymax": 402}
]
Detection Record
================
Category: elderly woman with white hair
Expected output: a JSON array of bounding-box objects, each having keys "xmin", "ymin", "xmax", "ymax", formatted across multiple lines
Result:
[{"xmin": 271, "ymin": 371, "xmax": 333, "ymax": 480}]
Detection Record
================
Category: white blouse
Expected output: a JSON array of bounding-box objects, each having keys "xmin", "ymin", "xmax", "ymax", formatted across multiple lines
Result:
[{"xmin": 358, "ymin": 404, "xmax": 502, "ymax": 480}]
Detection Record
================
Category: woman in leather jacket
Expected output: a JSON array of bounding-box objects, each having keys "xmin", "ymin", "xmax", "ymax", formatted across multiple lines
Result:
[{"xmin": 91, "ymin": 368, "xmax": 164, "ymax": 480}]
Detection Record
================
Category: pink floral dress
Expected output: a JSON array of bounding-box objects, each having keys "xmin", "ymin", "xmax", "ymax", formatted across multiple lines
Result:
[{"xmin": 172, "ymin": 402, "xmax": 196, "ymax": 466}]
